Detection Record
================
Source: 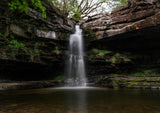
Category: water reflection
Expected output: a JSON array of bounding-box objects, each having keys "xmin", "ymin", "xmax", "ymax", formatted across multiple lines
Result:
[
  {"xmin": 0, "ymin": 88, "xmax": 160, "ymax": 113},
  {"xmin": 65, "ymin": 89, "xmax": 87, "ymax": 113}
]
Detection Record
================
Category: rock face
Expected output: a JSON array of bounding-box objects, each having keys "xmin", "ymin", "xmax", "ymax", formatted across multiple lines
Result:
[
  {"xmin": 82, "ymin": 0, "xmax": 160, "ymax": 40},
  {"xmin": 82, "ymin": 1, "xmax": 160, "ymax": 87},
  {"xmin": 97, "ymin": 75, "xmax": 160, "ymax": 89},
  {"xmin": 0, "ymin": 1, "xmax": 75, "ymax": 81},
  {"xmin": 0, "ymin": 0, "xmax": 75, "ymax": 40}
]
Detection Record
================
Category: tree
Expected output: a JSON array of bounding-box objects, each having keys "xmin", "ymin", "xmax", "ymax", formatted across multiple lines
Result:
[
  {"xmin": 8, "ymin": 0, "xmax": 130, "ymax": 20},
  {"xmin": 50, "ymin": 0, "xmax": 109, "ymax": 20}
]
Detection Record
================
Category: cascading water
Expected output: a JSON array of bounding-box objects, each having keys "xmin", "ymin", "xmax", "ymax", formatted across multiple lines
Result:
[{"xmin": 65, "ymin": 25, "xmax": 87, "ymax": 87}]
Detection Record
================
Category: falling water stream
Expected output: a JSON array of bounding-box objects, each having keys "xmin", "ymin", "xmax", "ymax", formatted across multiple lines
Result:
[
  {"xmin": 1, "ymin": 27, "xmax": 160, "ymax": 113},
  {"xmin": 65, "ymin": 25, "xmax": 87, "ymax": 87}
]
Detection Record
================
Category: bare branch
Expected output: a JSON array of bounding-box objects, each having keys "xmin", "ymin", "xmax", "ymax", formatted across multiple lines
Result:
[{"xmin": 51, "ymin": 0, "xmax": 108, "ymax": 19}]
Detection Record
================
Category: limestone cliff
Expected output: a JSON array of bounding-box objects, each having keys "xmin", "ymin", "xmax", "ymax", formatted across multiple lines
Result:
[
  {"xmin": 81, "ymin": 1, "xmax": 160, "ymax": 83},
  {"xmin": 82, "ymin": 0, "xmax": 160, "ymax": 40},
  {"xmin": 0, "ymin": 1, "xmax": 75, "ymax": 81}
]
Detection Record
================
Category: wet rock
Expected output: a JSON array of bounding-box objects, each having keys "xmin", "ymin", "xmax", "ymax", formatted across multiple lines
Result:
[
  {"xmin": 10, "ymin": 24, "xmax": 29, "ymax": 39},
  {"xmin": 96, "ymin": 76, "xmax": 160, "ymax": 89},
  {"xmin": 34, "ymin": 30, "xmax": 57, "ymax": 39},
  {"xmin": 0, "ymin": 80, "xmax": 63, "ymax": 90}
]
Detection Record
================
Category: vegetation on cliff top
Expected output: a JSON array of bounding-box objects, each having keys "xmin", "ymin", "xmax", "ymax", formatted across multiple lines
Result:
[
  {"xmin": 7, "ymin": 0, "xmax": 128, "ymax": 20},
  {"xmin": 8, "ymin": 0, "xmax": 47, "ymax": 18}
]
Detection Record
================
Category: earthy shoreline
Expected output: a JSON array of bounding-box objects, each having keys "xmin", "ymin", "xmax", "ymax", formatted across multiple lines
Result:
[
  {"xmin": 1, "ymin": 76, "xmax": 160, "ymax": 90},
  {"xmin": 0, "ymin": 80, "xmax": 63, "ymax": 90}
]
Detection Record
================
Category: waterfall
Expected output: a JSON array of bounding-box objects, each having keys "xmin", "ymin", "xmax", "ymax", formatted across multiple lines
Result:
[{"xmin": 65, "ymin": 25, "xmax": 87, "ymax": 87}]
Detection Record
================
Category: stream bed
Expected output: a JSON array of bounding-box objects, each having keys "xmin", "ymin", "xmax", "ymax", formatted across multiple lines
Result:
[{"xmin": 0, "ymin": 87, "xmax": 160, "ymax": 113}]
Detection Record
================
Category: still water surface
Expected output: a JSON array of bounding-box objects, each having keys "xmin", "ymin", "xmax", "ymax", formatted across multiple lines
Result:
[{"xmin": 0, "ymin": 88, "xmax": 160, "ymax": 113}]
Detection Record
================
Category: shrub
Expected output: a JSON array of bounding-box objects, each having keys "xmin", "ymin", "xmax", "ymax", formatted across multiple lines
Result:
[
  {"xmin": 8, "ymin": 39, "xmax": 26, "ymax": 59},
  {"xmin": 8, "ymin": 0, "xmax": 46, "ymax": 18}
]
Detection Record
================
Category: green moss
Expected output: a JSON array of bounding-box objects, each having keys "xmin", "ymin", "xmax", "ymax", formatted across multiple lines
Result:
[
  {"xmin": 132, "ymin": 82, "xmax": 139, "ymax": 86},
  {"xmin": 105, "ymin": 59, "xmax": 110, "ymax": 62},
  {"xmin": 129, "ymin": 69, "xmax": 160, "ymax": 77},
  {"xmin": 112, "ymin": 79, "xmax": 119, "ymax": 89},
  {"xmin": 109, "ymin": 53, "xmax": 132, "ymax": 65},
  {"xmin": 88, "ymin": 54, "xmax": 95, "ymax": 61},
  {"xmin": 0, "ymin": 33, "xmax": 6, "ymax": 38},
  {"xmin": 127, "ymin": 83, "xmax": 132, "ymax": 88},
  {"xmin": 53, "ymin": 46, "xmax": 62, "ymax": 55},
  {"xmin": 111, "ymin": 56, "xmax": 117, "ymax": 64},
  {"xmin": 115, "ymin": 53, "xmax": 120, "ymax": 57},
  {"xmin": 54, "ymin": 75, "xmax": 64, "ymax": 80},
  {"xmin": 9, "ymin": 40, "xmax": 25, "ymax": 48},
  {"xmin": 99, "ymin": 50, "xmax": 112, "ymax": 56},
  {"xmin": 134, "ymin": 78, "xmax": 142, "ymax": 82},
  {"xmin": 91, "ymin": 48, "xmax": 112, "ymax": 57},
  {"xmin": 130, "ymin": 25, "xmax": 135, "ymax": 30},
  {"xmin": 60, "ymin": 33, "xmax": 67, "ymax": 40},
  {"xmin": 119, "ymin": 79, "xmax": 127, "ymax": 83},
  {"xmin": 143, "ymin": 82, "xmax": 149, "ymax": 86},
  {"xmin": 84, "ymin": 29, "xmax": 97, "ymax": 42},
  {"xmin": 29, "ymin": 42, "xmax": 40, "ymax": 62},
  {"xmin": 124, "ymin": 58, "xmax": 131, "ymax": 62},
  {"xmin": 0, "ymin": 51, "xmax": 8, "ymax": 59},
  {"xmin": 88, "ymin": 48, "xmax": 132, "ymax": 66},
  {"xmin": 21, "ymin": 19, "xmax": 30, "ymax": 23},
  {"xmin": 8, "ymin": 37, "xmax": 26, "ymax": 59}
]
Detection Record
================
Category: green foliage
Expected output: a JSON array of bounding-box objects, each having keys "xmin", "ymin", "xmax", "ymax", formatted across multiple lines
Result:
[
  {"xmin": 130, "ymin": 69, "xmax": 160, "ymax": 77},
  {"xmin": 92, "ymin": 48, "xmax": 112, "ymax": 57},
  {"xmin": 110, "ymin": 56, "xmax": 117, "ymax": 64},
  {"xmin": 33, "ymin": 43, "xmax": 40, "ymax": 56},
  {"xmin": 54, "ymin": 75, "xmax": 64, "ymax": 80},
  {"xmin": 89, "ymin": 48, "xmax": 112, "ymax": 61},
  {"xmin": 51, "ymin": 0, "xmax": 109, "ymax": 20},
  {"xmin": 130, "ymin": 25, "xmax": 135, "ymax": 30},
  {"xmin": 30, "ymin": 42, "xmax": 40, "ymax": 62},
  {"xmin": 0, "ymin": 51, "xmax": 8, "ymax": 59},
  {"xmin": 10, "ymin": 34, "xmax": 14, "ymax": 39},
  {"xmin": 0, "ymin": 33, "xmax": 6, "ymax": 38},
  {"xmin": 69, "ymin": 6, "xmax": 82, "ymax": 20},
  {"xmin": 8, "ymin": 36, "xmax": 26, "ymax": 59},
  {"xmin": 9, "ymin": 40, "xmax": 25, "ymax": 48},
  {"xmin": 8, "ymin": 0, "xmax": 46, "ymax": 18},
  {"xmin": 109, "ymin": 53, "xmax": 131, "ymax": 66},
  {"xmin": 124, "ymin": 58, "xmax": 131, "ymax": 62},
  {"xmin": 59, "ymin": 33, "xmax": 67, "ymax": 40},
  {"xmin": 72, "ymin": 10, "xmax": 82, "ymax": 20},
  {"xmin": 53, "ymin": 46, "xmax": 62, "ymax": 55},
  {"xmin": 89, "ymin": 48, "xmax": 132, "ymax": 65},
  {"xmin": 21, "ymin": 19, "xmax": 31, "ymax": 23},
  {"xmin": 118, "ymin": 0, "xmax": 128, "ymax": 6},
  {"xmin": 8, "ymin": 0, "xmax": 28, "ymax": 12},
  {"xmin": 117, "ymin": 0, "xmax": 136, "ymax": 7},
  {"xmin": 115, "ymin": 53, "xmax": 120, "ymax": 57},
  {"xmin": 51, "ymin": 0, "xmax": 82, "ymax": 20}
]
